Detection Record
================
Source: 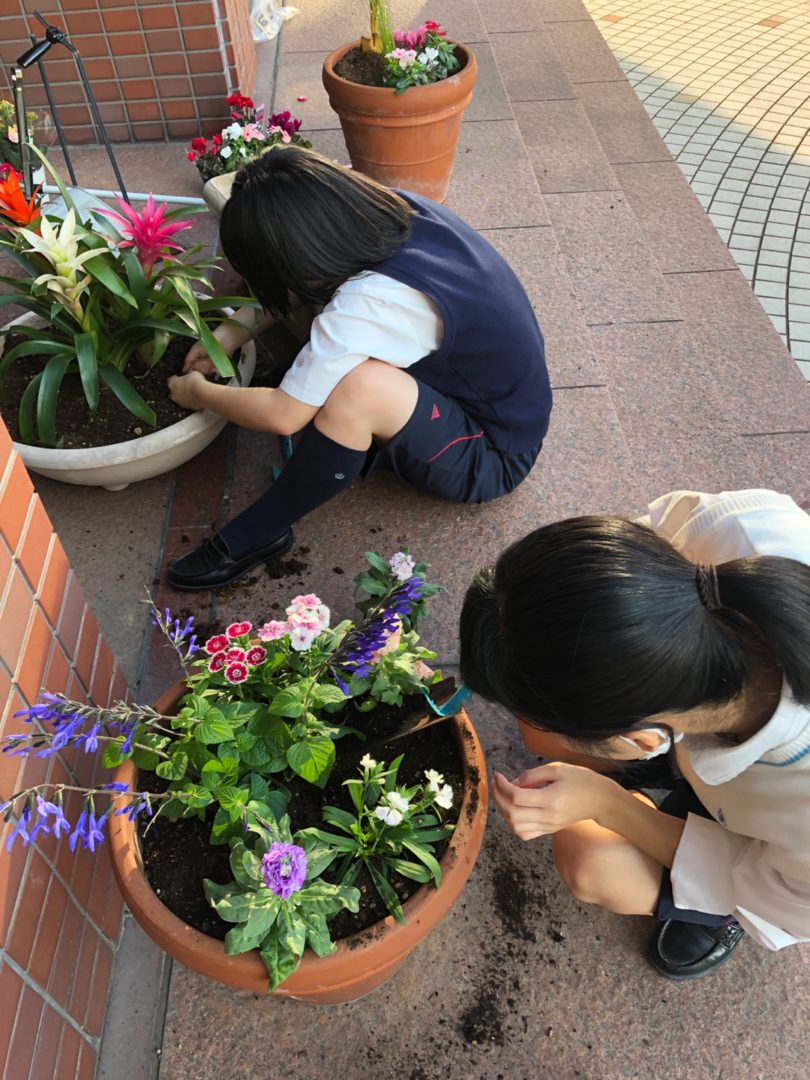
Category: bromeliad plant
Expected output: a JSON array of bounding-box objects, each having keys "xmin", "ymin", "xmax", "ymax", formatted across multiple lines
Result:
[
  {"xmin": 1, "ymin": 552, "xmax": 458, "ymax": 988},
  {"xmin": 186, "ymin": 94, "xmax": 311, "ymax": 183},
  {"xmin": 0, "ymin": 155, "xmax": 255, "ymax": 446}
]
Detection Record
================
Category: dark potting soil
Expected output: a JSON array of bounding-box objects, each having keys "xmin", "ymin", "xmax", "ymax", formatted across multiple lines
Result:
[
  {"xmin": 0, "ymin": 332, "xmax": 228, "ymax": 449},
  {"xmin": 334, "ymin": 46, "xmax": 388, "ymax": 87},
  {"xmin": 138, "ymin": 687, "xmax": 467, "ymax": 943}
]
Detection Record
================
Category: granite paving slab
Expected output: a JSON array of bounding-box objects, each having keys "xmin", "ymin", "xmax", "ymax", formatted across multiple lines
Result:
[
  {"xmin": 545, "ymin": 18, "xmax": 631, "ymax": 84},
  {"xmin": 576, "ymin": 79, "xmax": 674, "ymax": 164},
  {"xmin": 513, "ymin": 98, "xmax": 619, "ymax": 193},
  {"xmin": 490, "ymin": 29, "xmax": 575, "ymax": 102},
  {"xmin": 544, "ymin": 191, "xmax": 683, "ymax": 325},
  {"xmin": 273, "ymin": 49, "xmax": 343, "ymax": 132}
]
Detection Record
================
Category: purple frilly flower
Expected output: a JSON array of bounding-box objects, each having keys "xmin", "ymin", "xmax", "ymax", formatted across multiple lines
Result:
[{"xmin": 261, "ymin": 842, "xmax": 307, "ymax": 899}]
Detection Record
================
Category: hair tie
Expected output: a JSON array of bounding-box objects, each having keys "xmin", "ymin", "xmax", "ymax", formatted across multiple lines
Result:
[{"xmin": 695, "ymin": 563, "xmax": 722, "ymax": 611}]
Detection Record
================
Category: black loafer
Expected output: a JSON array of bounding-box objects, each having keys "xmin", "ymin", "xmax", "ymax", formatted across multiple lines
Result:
[
  {"xmin": 168, "ymin": 530, "xmax": 293, "ymax": 591},
  {"xmin": 648, "ymin": 919, "xmax": 744, "ymax": 981}
]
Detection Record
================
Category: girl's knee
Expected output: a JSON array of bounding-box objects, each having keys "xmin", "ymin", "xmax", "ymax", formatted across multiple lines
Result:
[{"xmin": 552, "ymin": 827, "xmax": 604, "ymax": 904}]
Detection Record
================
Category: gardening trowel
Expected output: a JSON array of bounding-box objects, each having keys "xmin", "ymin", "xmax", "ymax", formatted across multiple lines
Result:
[{"xmin": 369, "ymin": 677, "xmax": 473, "ymax": 749}]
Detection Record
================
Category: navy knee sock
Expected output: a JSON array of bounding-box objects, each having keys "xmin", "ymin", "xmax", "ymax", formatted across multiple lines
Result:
[{"xmin": 219, "ymin": 425, "xmax": 368, "ymax": 556}]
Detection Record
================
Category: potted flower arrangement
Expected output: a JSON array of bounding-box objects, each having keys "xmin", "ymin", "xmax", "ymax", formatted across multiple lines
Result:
[
  {"xmin": 1, "ymin": 552, "xmax": 487, "ymax": 1003},
  {"xmin": 0, "ymin": 159, "xmax": 257, "ymax": 489},
  {"xmin": 322, "ymin": 3, "xmax": 478, "ymax": 202},
  {"xmin": 0, "ymin": 98, "xmax": 47, "ymax": 179},
  {"xmin": 186, "ymin": 94, "xmax": 311, "ymax": 215}
]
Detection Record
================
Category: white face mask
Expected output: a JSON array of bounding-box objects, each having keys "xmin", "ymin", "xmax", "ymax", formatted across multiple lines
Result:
[{"xmin": 617, "ymin": 727, "xmax": 684, "ymax": 760}]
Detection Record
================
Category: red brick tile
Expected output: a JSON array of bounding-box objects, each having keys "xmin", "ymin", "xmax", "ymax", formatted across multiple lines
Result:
[
  {"xmin": 47, "ymin": 81, "xmax": 90, "ymax": 107},
  {"xmin": 179, "ymin": 0, "xmax": 215, "ymax": 26},
  {"xmin": 183, "ymin": 26, "xmax": 220, "ymax": 51},
  {"xmin": 107, "ymin": 31, "xmax": 147, "ymax": 55},
  {"xmin": 109, "ymin": 665, "xmax": 130, "ymax": 705},
  {"xmin": 77, "ymin": 1040, "xmax": 97, "ymax": 1080},
  {"xmin": 59, "ymin": 125, "xmax": 97, "ymax": 144},
  {"xmin": 7, "ymin": 847, "xmax": 50, "ymax": 969},
  {"xmin": 92, "ymin": 82, "xmax": 126, "ymax": 104},
  {"xmin": 67, "ymin": 926, "xmax": 97, "ymax": 1026},
  {"xmin": 198, "ymin": 95, "xmax": 231, "ymax": 120},
  {"xmin": 83, "ymin": 57, "xmax": 116, "ymax": 80},
  {"xmin": 151, "ymin": 52, "xmax": 188, "ymax": 76},
  {"xmin": 103, "ymin": 9, "xmax": 141, "ymax": 33},
  {"xmin": 128, "ymin": 101, "xmax": 162, "ymax": 121},
  {"xmin": 114, "ymin": 54, "xmax": 152, "ymax": 78},
  {"xmin": 32, "ymin": 1004, "xmax": 62, "ymax": 1080},
  {"xmin": 73, "ymin": 608, "xmax": 99, "ymax": 692},
  {"xmin": 0, "ymin": 830, "xmax": 28, "ymax": 948},
  {"xmin": 190, "ymin": 72, "xmax": 227, "ymax": 97},
  {"xmin": 133, "ymin": 121, "xmax": 167, "ymax": 140},
  {"xmin": 167, "ymin": 119, "xmax": 205, "ymax": 139},
  {"xmin": 51, "ymin": 103, "xmax": 93, "ymax": 127},
  {"xmin": 69, "ymin": 840, "xmax": 96, "ymax": 909},
  {"xmin": 0, "ymin": 453, "xmax": 33, "ymax": 550},
  {"xmin": 43, "ymin": 643, "xmax": 71, "ymax": 698},
  {"xmin": 47, "ymin": 897, "xmax": 83, "ymax": 1009},
  {"xmin": 0, "ymin": 417, "xmax": 12, "ymax": 458},
  {"xmin": 16, "ymin": 496, "xmax": 52, "ymax": 592},
  {"xmin": 0, "ymin": 963, "xmax": 22, "ymax": 1073},
  {"xmin": 157, "ymin": 75, "xmax": 194, "ymax": 98},
  {"xmin": 36, "ymin": 539, "xmax": 70, "ymax": 631},
  {"xmin": 84, "ymin": 939, "xmax": 113, "ymax": 1036},
  {"xmin": 86, "ymin": 848, "xmax": 112, "ymax": 929},
  {"xmin": 59, "ymin": 0, "xmax": 101, "ymax": 10},
  {"xmin": 142, "ymin": 7, "xmax": 180, "ymax": 30},
  {"xmin": 144, "ymin": 27, "xmax": 183, "ymax": 53},
  {"xmin": 57, "ymin": 1023, "xmax": 82, "ymax": 1079},
  {"xmin": 98, "ymin": 102, "xmax": 128, "ymax": 125},
  {"xmin": 0, "ymin": 574, "xmax": 33, "ymax": 674},
  {"xmin": 121, "ymin": 77, "xmax": 157, "ymax": 100},
  {"xmin": 8, "ymin": 984, "xmax": 43, "ymax": 1078},
  {"xmin": 103, "ymin": 123, "xmax": 133, "ymax": 143},
  {"xmin": 16, "ymin": 607, "xmax": 54, "ymax": 706},
  {"xmin": 90, "ymin": 639, "xmax": 115, "ymax": 707},
  {"xmin": 188, "ymin": 49, "xmax": 225, "ymax": 74},
  {"xmin": 29, "ymin": 875, "xmax": 70, "ymax": 989},
  {"xmin": 163, "ymin": 99, "xmax": 196, "ymax": 120},
  {"xmin": 56, "ymin": 572, "xmax": 86, "ymax": 658},
  {"xmin": 0, "ymin": 536, "xmax": 12, "ymax": 595},
  {"xmin": 102, "ymin": 880, "xmax": 124, "ymax": 941}
]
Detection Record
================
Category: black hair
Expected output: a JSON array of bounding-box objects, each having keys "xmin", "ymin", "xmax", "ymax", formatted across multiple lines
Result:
[
  {"xmin": 459, "ymin": 515, "xmax": 810, "ymax": 741},
  {"xmin": 218, "ymin": 144, "xmax": 414, "ymax": 318}
]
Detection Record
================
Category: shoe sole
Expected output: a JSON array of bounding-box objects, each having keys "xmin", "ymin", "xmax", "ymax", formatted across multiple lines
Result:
[{"xmin": 167, "ymin": 533, "xmax": 294, "ymax": 592}]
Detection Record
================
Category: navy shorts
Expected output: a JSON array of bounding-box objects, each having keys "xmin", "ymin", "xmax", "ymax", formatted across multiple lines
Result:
[
  {"xmin": 654, "ymin": 781, "xmax": 732, "ymax": 927},
  {"xmin": 367, "ymin": 380, "xmax": 541, "ymax": 504}
]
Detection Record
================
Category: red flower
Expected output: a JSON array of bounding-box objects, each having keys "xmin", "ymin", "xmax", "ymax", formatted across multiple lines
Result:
[
  {"xmin": 205, "ymin": 634, "xmax": 229, "ymax": 655},
  {"xmin": 224, "ymin": 662, "xmax": 249, "ymax": 684},
  {"xmin": 425, "ymin": 19, "xmax": 446, "ymax": 36},
  {"xmin": 227, "ymin": 93, "xmax": 254, "ymax": 110},
  {"xmin": 186, "ymin": 151, "xmax": 197, "ymax": 161},
  {"xmin": 225, "ymin": 647, "xmax": 246, "ymax": 662},
  {"xmin": 226, "ymin": 621, "xmax": 252, "ymax": 638},
  {"xmin": 191, "ymin": 136, "xmax": 208, "ymax": 153},
  {"xmin": 208, "ymin": 652, "xmax": 227, "ymax": 673},
  {"xmin": 212, "ymin": 133, "xmax": 223, "ymax": 148},
  {"xmin": 246, "ymin": 646, "xmax": 267, "ymax": 667}
]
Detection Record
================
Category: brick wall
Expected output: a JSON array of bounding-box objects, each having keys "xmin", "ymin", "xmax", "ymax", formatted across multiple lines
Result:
[
  {"xmin": 0, "ymin": 0, "xmax": 256, "ymax": 145},
  {"xmin": 0, "ymin": 417, "xmax": 129, "ymax": 1079}
]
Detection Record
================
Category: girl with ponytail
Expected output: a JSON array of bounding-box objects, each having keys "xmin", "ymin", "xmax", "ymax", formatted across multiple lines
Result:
[{"xmin": 459, "ymin": 489, "xmax": 810, "ymax": 980}]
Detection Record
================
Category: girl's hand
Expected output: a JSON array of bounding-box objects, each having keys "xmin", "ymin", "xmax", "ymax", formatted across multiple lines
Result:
[
  {"xmin": 492, "ymin": 763, "xmax": 618, "ymax": 841},
  {"xmin": 168, "ymin": 369, "xmax": 208, "ymax": 411},
  {"xmin": 183, "ymin": 318, "xmax": 252, "ymax": 375}
]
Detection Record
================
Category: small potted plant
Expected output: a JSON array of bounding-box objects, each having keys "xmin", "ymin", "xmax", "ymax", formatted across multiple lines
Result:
[
  {"xmin": 0, "ymin": 159, "xmax": 257, "ymax": 489},
  {"xmin": 0, "ymin": 98, "xmax": 48, "ymax": 181},
  {"xmin": 322, "ymin": 4, "xmax": 478, "ymax": 202},
  {"xmin": 186, "ymin": 94, "xmax": 311, "ymax": 214},
  {"xmin": 1, "ymin": 552, "xmax": 487, "ymax": 1002}
]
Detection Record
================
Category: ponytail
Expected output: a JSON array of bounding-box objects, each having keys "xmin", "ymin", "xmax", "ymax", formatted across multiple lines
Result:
[{"xmin": 459, "ymin": 516, "xmax": 810, "ymax": 742}]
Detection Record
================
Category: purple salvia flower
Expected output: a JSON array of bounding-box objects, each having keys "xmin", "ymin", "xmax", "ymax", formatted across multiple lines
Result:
[
  {"xmin": 51, "ymin": 806, "xmax": 70, "ymax": 839},
  {"xmin": 6, "ymin": 808, "xmax": 31, "ymax": 851},
  {"xmin": 85, "ymin": 811, "xmax": 105, "ymax": 852},
  {"xmin": 102, "ymin": 782, "xmax": 129, "ymax": 793},
  {"xmin": 68, "ymin": 810, "xmax": 88, "ymax": 852},
  {"xmin": 261, "ymin": 842, "xmax": 308, "ymax": 899},
  {"xmin": 83, "ymin": 724, "xmax": 101, "ymax": 753}
]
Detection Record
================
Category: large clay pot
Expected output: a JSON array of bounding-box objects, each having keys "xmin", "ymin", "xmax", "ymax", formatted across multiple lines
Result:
[
  {"xmin": 322, "ymin": 41, "xmax": 478, "ymax": 203},
  {"xmin": 2, "ymin": 311, "xmax": 255, "ymax": 490},
  {"xmin": 108, "ymin": 681, "xmax": 488, "ymax": 1004}
]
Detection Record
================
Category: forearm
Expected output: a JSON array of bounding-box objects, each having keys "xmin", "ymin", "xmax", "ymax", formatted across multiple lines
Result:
[
  {"xmin": 189, "ymin": 380, "xmax": 281, "ymax": 432},
  {"xmin": 597, "ymin": 785, "xmax": 686, "ymax": 868},
  {"xmin": 225, "ymin": 305, "xmax": 278, "ymax": 346}
]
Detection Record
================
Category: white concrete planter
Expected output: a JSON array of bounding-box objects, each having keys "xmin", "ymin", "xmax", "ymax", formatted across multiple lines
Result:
[{"xmin": 4, "ymin": 310, "xmax": 255, "ymax": 491}]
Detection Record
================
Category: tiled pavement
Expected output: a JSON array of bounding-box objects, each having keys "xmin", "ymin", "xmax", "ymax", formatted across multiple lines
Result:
[
  {"xmin": 583, "ymin": 0, "xmax": 810, "ymax": 378},
  {"xmin": 21, "ymin": 2, "xmax": 810, "ymax": 1078}
]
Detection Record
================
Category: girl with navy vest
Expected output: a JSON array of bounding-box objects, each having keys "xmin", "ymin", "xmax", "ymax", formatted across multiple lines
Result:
[{"xmin": 167, "ymin": 146, "xmax": 552, "ymax": 591}]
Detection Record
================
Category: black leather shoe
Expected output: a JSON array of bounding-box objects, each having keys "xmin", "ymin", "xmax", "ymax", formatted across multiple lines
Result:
[
  {"xmin": 168, "ymin": 530, "xmax": 293, "ymax": 591},
  {"xmin": 648, "ymin": 919, "xmax": 744, "ymax": 981}
]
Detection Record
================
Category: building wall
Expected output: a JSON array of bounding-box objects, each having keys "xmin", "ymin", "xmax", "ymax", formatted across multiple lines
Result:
[
  {"xmin": 0, "ymin": 0, "xmax": 256, "ymax": 144},
  {"xmin": 0, "ymin": 416, "xmax": 130, "ymax": 1079}
]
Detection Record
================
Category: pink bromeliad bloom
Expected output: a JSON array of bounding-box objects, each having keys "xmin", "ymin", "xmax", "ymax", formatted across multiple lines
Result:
[{"xmin": 101, "ymin": 195, "xmax": 192, "ymax": 276}]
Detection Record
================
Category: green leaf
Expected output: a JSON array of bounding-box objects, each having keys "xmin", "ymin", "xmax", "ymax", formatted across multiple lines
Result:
[
  {"xmin": 259, "ymin": 933, "xmax": 299, "ymax": 991},
  {"xmin": 321, "ymin": 805, "xmax": 358, "ymax": 833},
  {"xmin": 131, "ymin": 744, "xmax": 160, "ymax": 771},
  {"xmin": 309, "ymin": 682, "xmax": 349, "ymax": 708},
  {"xmin": 276, "ymin": 904, "xmax": 306, "ymax": 956},
  {"xmin": 197, "ymin": 708, "xmax": 234, "ymax": 744},
  {"xmin": 181, "ymin": 784, "xmax": 214, "ymax": 809},
  {"xmin": 401, "ymin": 840, "xmax": 442, "ymax": 888},
  {"xmin": 198, "ymin": 321, "xmax": 236, "ymax": 379},
  {"xmin": 224, "ymin": 901, "xmax": 281, "ymax": 953},
  {"xmin": 269, "ymin": 685, "xmax": 307, "ymax": 718},
  {"xmin": 364, "ymin": 551, "xmax": 392, "ymax": 576},
  {"xmin": 385, "ymin": 856, "xmax": 431, "ymax": 883},
  {"xmin": 355, "ymin": 574, "xmax": 388, "ymax": 596},
  {"xmin": 102, "ymin": 739, "xmax": 127, "ymax": 768},
  {"xmin": 17, "ymin": 371, "xmax": 42, "ymax": 444},
  {"xmin": 122, "ymin": 250, "xmax": 148, "ymax": 308},
  {"xmin": 84, "ymin": 254, "xmax": 138, "ymax": 307},
  {"xmin": 36, "ymin": 353, "xmax": 72, "ymax": 447},
  {"xmin": 367, "ymin": 863, "xmax": 406, "ymax": 925},
  {"xmin": 155, "ymin": 751, "xmax": 188, "ymax": 781},
  {"xmin": 98, "ymin": 365, "xmax": 156, "ymax": 426},
  {"xmin": 210, "ymin": 805, "xmax": 237, "ymax": 844},
  {"xmin": 296, "ymin": 882, "xmax": 360, "ymax": 914},
  {"xmin": 229, "ymin": 841, "xmax": 262, "ymax": 888},
  {"xmin": 299, "ymin": 911, "xmax": 336, "ymax": 958},
  {"xmin": 217, "ymin": 784, "xmax": 248, "ymax": 817},
  {"xmin": 73, "ymin": 332, "xmax": 99, "ymax": 414},
  {"xmin": 287, "ymin": 736, "xmax": 335, "ymax": 788}
]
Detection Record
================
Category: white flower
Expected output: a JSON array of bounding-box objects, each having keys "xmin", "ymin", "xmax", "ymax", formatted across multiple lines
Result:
[
  {"xmin": 388, "ymin": 552, "xmax": 415, "ymax": 582},
  {"xmin": 219, "ymin": 145, "xmax": 233, "ymax": 159},
  {"xmin": 424, "ymin": 769, "xmax": 444, "ymax": 792},
  {"xmin": 386, "ymin": 791, "xmax": 410, "ymax": 814},
  {"xmin": 225, "ymin": 122, "xmax": 243, "ymax": 139},
  {"xmin": 375, "ymin": 805, "xmax": 403, "ymax": 827},
  {"xmin": 435, "ymin": 784, "xmax": 453, "ymax": 810},
  {"xmin": 360, "ymin": 754, "xmax": 377, "ymax": 770},
  {"xmin": 418, "ymin": 47, "xmax": 440, "ymax": 67},
  {"xmin": 289, "ymin": 626, "xmax": 316, "ymax": 652}
]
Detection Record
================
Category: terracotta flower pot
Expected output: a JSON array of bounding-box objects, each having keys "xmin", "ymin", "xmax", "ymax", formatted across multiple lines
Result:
[
  {"xmin": 322, "ymin": 41, "xmax": 478, "ymax": 203},
  {"xmin": 108, "ymin": 681, "xmax": 488, "ymax": 1004}
]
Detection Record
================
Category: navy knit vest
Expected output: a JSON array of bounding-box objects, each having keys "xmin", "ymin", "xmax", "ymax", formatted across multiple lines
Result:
[{"xmin": 375, "ymin": 192, "xmax": 552, "ymax": 454}]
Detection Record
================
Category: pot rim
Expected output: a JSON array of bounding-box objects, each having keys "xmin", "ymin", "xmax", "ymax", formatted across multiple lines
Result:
[
  {"xmin": 1, "ymin": 308, "xmax": 255, "ymax": 466},
  {"xmin": 323, "ymin": 40, "xmax": 478, "ymax": 111},
  {"xmin": 108, "ymin": 679, "xmax": 488, "ymax": 997}
]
